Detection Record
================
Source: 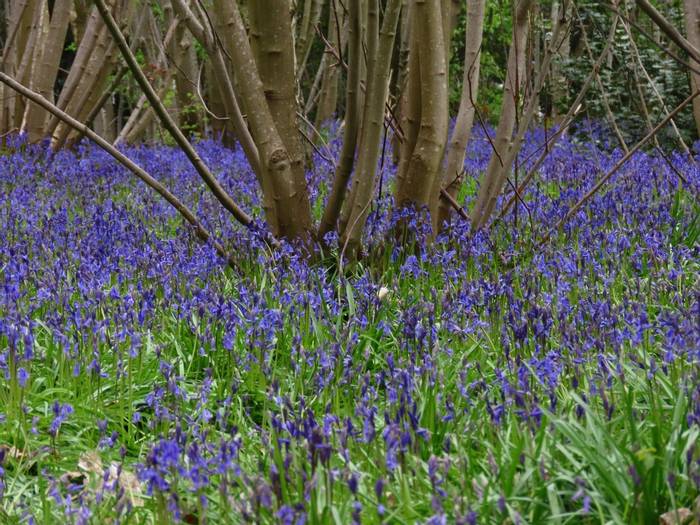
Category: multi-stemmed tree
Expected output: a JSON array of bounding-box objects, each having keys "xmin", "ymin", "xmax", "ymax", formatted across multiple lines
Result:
[{"xmin": 1, "ymin": 0, "xmax": 698, "ymax": 260}]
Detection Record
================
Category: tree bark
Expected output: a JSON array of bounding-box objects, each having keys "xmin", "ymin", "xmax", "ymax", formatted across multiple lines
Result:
[
  {"xmin": 436, "ymin": 0, "xmax": 486, "ymax": 230},
  {"xmin": 249, "ymin": 0, "xmax": 311, "ymax": 227},
  {"xmin": 391, "ymin": 0, "xmax": 411, "ymax": 166},
  {"xmin": 469, "ymin": 0, "xmax": 534, "ymax": 231},
  {"xmin": 45, "ymin": 5, "xmax": 104, "ymax": 136},
  {"xmin": 339, "ymin": 0, "xmax": 403, "ymax": 257},
  {"xmin": 395, "ymin": 5, "xmax": 422, "ymax": 190},
  {"xmin": 314, "ymin": 1, "xmax": 344, "ymax": 127},
  {"xmin": 24, "ymin": 0, "xmax": 71, "ymax": 141},
  {"xmin": 163, "ymin": 0, "xmax": 201, "ymax": 134},
  {"xmin": 549, "ymin": 0, "xmax": 570, "ymax": 123},
  {"xmin": 394, "ymin": 0, "xmax": 449, "ymax": 215},
  {"xmin": 213, "ymin": 0, "xmax": 313, "ymax": 243},
  {"xmin": 318, "ymin": 0, "xmax": 362, "ymax": 239},
  {"xmin": 51, "ymin": 25, "xmax": 115, "ymax": 149},
  {"xmin": 295, "ymin": 0, "xmax": 323, "ymax": 81},
  {"xmin": 684, "ymin": 0, "xmax": 700, "ymax": 138}
]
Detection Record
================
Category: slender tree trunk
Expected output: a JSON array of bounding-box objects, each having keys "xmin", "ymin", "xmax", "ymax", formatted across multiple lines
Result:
[
  {"xmin": 470, "ymin": 0, "xmax": 534, "ymax": 231},
  {"xmin": 436, "ymin": 0, "xmax": 486, "ymax": 229},
  {"xmin": 394, "ymin": 0, "xmax": 449, "ymax": 215},
  {"xmin": 314, "ymin": 1, "xmax": 345, "ymax": 127},
  {"xmin": 24, "ymin": 0, "xmax": 71, "ymax": 141},
  {"xmin": 0, "ymin": 0, "xmax": 29, "ymax": 135},
  {"xmin": 249, "ymin": 0, "xmax": 311, "ymax": 228},
  {"xmin": 45, "ymin": 6, "xmax": 104, "ymax": 135},
  {"xmin": 162, "ymin": 0, "xmax": 200, "ymax": 134},
  {"xmin": 339, "ymin": 0, "xmax": 403, "ymax": 257},
  {"xmin": 684, "ymin": 0, "xmax": 700, "ymax": 138},
  {"xmin": 395, "ymin": 6, "xmax": 422, "ymax": 188},
  {"xmin": 215, "ymin": 0, "xmax": 313, "ymax": 243},
  {"xmin": 549, "ymin": 0, "xmax": 570, "ymax": 123},
  {"xmin": 295, "ymin": 0, "xmax": 323, "ymax": 81},
  {"xmin": 11, "ymin": 0, "xmax": 39, "ymax": 129},
  {"xmin": 205, "ymin": 61, "xmax": 227, "ymax": 141},
  {"xmin": 51, "ymin": 26, "xmax": 115, "ymax": 149},
  {"xmin": 71, "ymin": 0, "xmax": 90, "ymax": 42},
  {"xmin": 318, "ymin": 0, "xmax": 362, "ymax": 239},
  {"xmin": 391, "ymin": 0, "xmax": 411, "ymax": 165}
]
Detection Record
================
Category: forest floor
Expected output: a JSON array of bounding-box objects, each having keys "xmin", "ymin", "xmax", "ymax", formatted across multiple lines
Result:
[{"xmin": 0, "ymin": 128, "xmax": 699, "ymax": 524}]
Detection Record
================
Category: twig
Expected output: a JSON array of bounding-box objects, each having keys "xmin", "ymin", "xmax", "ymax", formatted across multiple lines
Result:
[
  {"xmin": 440, "ymin": 189, "xmax": 470, "ymax": 222},
  {"xmin": 296, "ymin": 111, "xmax": 337, "ymax": 169}
]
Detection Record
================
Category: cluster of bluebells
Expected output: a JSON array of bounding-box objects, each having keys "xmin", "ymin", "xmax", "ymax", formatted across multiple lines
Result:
[{"xmin": 0, "ymin": 125, "xmax": 698, "ymax": 523}]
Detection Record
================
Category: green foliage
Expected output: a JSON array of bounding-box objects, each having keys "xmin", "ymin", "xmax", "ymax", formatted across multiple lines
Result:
[
  {"xmin": 563, "ymin": 0, "xmax": 698, "ymax": 147},
  {"xmin": 449, "ymin": 0, "xmax": 513, "ymax": 121}
]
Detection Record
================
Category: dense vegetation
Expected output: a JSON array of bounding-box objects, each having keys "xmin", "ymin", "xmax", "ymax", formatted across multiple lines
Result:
[
  {"xmin": 2, "ymin": 0, "xmax": 700, "ymax": 523},
  {"xmin": 1, "ymin": 128, "xmax": 698, "ymax": 523}
]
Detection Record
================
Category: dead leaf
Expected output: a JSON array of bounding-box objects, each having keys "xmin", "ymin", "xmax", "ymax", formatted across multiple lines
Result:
[
  {"xmin": 0, "ymin": 444, "xmax": 25, "ymax": 461},
  {"xmin": 78, "ymin": 450, "xmax": 103, "ymax": 474},
  {"xmin": 659, "ymin": 508, "xmax": 693, "ymax": 525},
  {"xmin": 107, "ymin": 462, "xmax": 144, "ymax": 508},
  {"xmin": 77, "ymin": 450, "xmax": 144, "ymax": 508}
]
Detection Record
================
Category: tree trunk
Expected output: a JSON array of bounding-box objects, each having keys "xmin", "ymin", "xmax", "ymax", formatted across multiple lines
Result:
[
  {"xmin": 295, "ymin": 0, "xmax": 323, "ymax": 81},
  {"xmin": 215, "ymin": 0, "xmax": 313, "ymax": 243},
  {"xmin": 205, "ymin": 61, "xmax": 228, "ymax": 142},
  {"xmin": 436, "ymin": 0, "xmax": 486, "ymax": 230},
  {"xmin": 338, "ymin": 0, "xmax": 403, "ymax": 257},
  {"xmin": 394, "ymin": 0, "xmax": 449, "ymax": 216},
  {"xmin": 11, "ymin": 0, "xmax": 39, "ymax": 130},
  {"xmin": 391, "ymin": 0, "xmax": 411, "ymax": 165},
  {"xmin": 469, "ymin": 0, "xmax": 534, "ymax": 231},
  {"xmin": 51, "ymin": 25, "xmax": 115, "ymax": 149},
  {"xmin": 549, "ymin": 0, "xmax": 570, "ymax": 123},
  {"xmin": 314, "ymin": 1, "xmax": 345, "ymax": 128},
  {"xmin": 249, "ymin": 0, "xmax": 311, "ymax": 228},
  {"xmin": 24, "ymin": 0, "xmax": 71, "ymax": 141},
  {"xmin": 318, "ymin": 0, "xmax": 363, "ymax": 239},
  {"xmin": 684, "ymin": 0, "xmax": 700, "ymax": 138},
  {"xmin": 45, "ymin": 5, "xmax": 104, "ymax": 136},
  {"xmin": 395, "ymin": 6, "xmax": 422, "ymax": 189}
]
